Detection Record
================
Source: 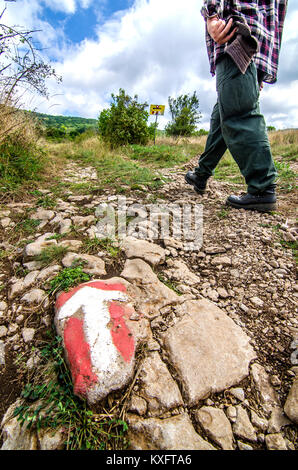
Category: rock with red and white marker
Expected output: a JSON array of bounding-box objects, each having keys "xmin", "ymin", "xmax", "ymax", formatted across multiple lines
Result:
[{"xmin": 54, "ymin": 278, "xmax": 149, "ymax": 405}]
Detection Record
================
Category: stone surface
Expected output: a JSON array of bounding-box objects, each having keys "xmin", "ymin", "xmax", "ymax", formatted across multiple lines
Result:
[
  {"xmin": 164, "ymin": 259, "xmax": 200, "ymax": 286},
  {"xmin": 55, "ymin": 278, "xmax": 149, "ymax": 405},
  {"xmin": 284, "ymin": 377, "xmax": 298, "ymax": 424},
  {"xmin": 265, "ymin": 433, "xmax": 288, "ymax": 450},
  {"xmin": 21, "ymin": 289, "xmax": 47, "ymax": 305},
  {"xmin": 37, "ymin": 428, "xmax": 65, "ymax": 450},
  {"xmin": 226, "ymin": 406, "xmax": 237, "ymax": 423},
  {"xmin": 120, "ymin": 258, "xmax": 179, "ymax": 316},
  {"xmin": 232, "ymin": 405, "xmax": 257, "ymax": 442},
  {"xmin": 62, "ymin": 252, "xmax": 106, "ymax": 276},
  {"xmin": 59, "ymin": 240, "xmax": 83, "ymax": 251},
  {"xmin": 0, "ymin": 340, "xmax": 5, "ymax": 365},
  {"xmin": 22, "ymin": 328, "xmax": 35, "ymax": 343},
  {"xmin": 121, "ymin": 237, "xmax": 165, "ymax": 266},
  {"xmin": 1, "ymin": 400, "xmax": 38, "ymax": 450},
  {"xmin": 163, "ymin": 299, "xmax": 256, "ymax": 405},
  {"xmin": 129, "ymin": 395, "xmax": 148, "ymax": 416},
  {"xmin": 250, "ymin": 363, "xmax": 280, "ymax": 416},
  {"xmin": 137, "ymin": 351, "xmax": 183, "ymax": 416},
  {"xmin": 0, "ymin": 326, "xmax": 8, "ymax": 338},
  {"xmin": 194, "ymin": 406, "xmax": 234, "ymax": 450},
  {"xmin": 24, "ymin": 234, "xmax": 57, "ymax": 258},
  {"xmin": 71, "ymin": 215, "xmax": 95, "ymax": 227},
  {"xmin": 250, "ymin": 410, "xmax": 268, "ymax": 432},
  {"xmin": 268, "ymin": 407, "xmax": 291, "ymax": 433},
  {"xmin": 30, "ymin": 209, "xmax": 55, "ymax": 222},
  {"xmin": 127, "ymin": 413, "xmax": 216, "ymax": 450},
  {"xmin": 37, "ymin": 265, "xmax": 61, "ymax": 282},
  {"xmin": 229, "ymin": 387, "xmax": 245, "ymax": 402},
  {"xmin": 237, "ymin": 441, "xmax": 254, "ymax": 450}
]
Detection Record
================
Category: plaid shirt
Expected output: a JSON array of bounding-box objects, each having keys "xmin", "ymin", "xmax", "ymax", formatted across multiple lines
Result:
[{"xmin": 202, "ymin": 0, "xmax": 288, "ymax": 83}]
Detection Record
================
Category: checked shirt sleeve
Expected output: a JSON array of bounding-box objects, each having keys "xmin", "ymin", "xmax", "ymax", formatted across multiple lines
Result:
[{"xmin": 201, "ymin": 1, "xmax": 224, "ymax": 20}]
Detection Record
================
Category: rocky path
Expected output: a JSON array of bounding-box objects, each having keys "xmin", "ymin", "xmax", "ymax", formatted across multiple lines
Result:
[{"xmin": 0, "ymin": 157, "xmax": 297, "ymax": 450}]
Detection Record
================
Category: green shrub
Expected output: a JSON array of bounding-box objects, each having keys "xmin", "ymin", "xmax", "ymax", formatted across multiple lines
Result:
[
  {"xmin": 98, "ymin": 88, "xmax": 150, "ymax": 147},
  {"xmin": 165, "ymin": 92, "xmax": 202, "ymax": 137}
]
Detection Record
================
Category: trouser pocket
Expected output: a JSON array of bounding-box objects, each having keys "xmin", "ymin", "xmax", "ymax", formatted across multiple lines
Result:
[{"xmin": 216, "ymin": 55, "xmax": 259, "ymax": 119}]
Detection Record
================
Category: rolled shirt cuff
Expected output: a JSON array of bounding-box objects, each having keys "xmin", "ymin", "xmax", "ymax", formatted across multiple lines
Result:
[{"xmin": 201, "ymin": 3, "xmax": 223, "ymax": 20}]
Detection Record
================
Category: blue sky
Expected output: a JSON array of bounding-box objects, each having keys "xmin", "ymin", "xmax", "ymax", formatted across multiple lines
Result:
[
  {"xmin": 39, "ymin": 1, "xmax": 133, "ymax": 44},
  {"xmin": 2, "ymin": 0, "xmax": 298, "ymax": 130}
]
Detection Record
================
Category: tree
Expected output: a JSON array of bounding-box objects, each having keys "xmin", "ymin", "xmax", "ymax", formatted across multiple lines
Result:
[
  {"xmin": 0, "ymin": 2, "xmax": 61, "ymax": 186},
  {"xmin": 0, "ymin": 2, "xmax": 61, "ymax": 104},
  {"xmin": 165, "ymin": 91, "xmax": 202, "ymax": 137},
  {"xmin": 98, "ymin": 88, "xmax": 150, "ymax": 147}
]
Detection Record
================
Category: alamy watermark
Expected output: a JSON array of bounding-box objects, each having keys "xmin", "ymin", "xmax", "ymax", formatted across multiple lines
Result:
[{"xmin": 94, "ymin": 196, "xmax": 203, "ymax": 251}]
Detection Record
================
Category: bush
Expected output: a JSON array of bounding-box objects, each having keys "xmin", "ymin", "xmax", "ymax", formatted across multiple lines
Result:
[
  {"xmin": 98, "ymin": 88, "xmax": 150, "ymax": 147},
  {"xmin": 165, "ymin": 92, "xmax": 202, "ymax": 137}
]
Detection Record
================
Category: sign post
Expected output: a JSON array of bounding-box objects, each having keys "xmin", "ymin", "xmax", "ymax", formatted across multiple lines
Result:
[{"xmin": 150, "ymin": 105, "xmax": 165, "ymax": 145}]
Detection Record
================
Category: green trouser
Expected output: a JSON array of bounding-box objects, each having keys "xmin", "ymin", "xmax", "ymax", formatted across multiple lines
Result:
[{"xmin": 196, "ymin": 54, "xmax": 277, "ymax": 194}]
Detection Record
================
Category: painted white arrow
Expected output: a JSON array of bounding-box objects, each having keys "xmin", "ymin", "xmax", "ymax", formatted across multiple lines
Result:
[{"xmin": 55, "ymin": 281, "xmax": 136, "ymax": 401}]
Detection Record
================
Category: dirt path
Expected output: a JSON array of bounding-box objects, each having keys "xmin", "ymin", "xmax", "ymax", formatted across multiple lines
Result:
[{"xmin": 0, "ymin": 156, "xmax": 297, "ymax": 449}]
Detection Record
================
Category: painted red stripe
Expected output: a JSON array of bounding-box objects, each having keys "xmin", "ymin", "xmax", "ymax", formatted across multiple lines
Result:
[
  {"xmin": 64, "ymin": 317, "xmax": 98, "ymax": 397},
  {"xmin": 109, "ymin": 302, "xmax": 135, "ymax": 363},
  {"xmin": 56, "ymin": 281, "xmax": 127, "ymax": 311}
]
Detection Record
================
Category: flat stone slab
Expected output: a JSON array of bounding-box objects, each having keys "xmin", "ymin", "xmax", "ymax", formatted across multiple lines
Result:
[
  {"xmin": 163, "ymin": 299, "xmax": 256, "ymax": 405},
  {"xmin": 284, "ymin": 376, "xmax": 298, "ymax": 424},
  {"xmin": 121, "ymin": 237, "xmax": 165, "ymax": 266},
  {"xmin": 120, "ymin": 258, "xmax": 179, "ymax": 317},
  {"xmin": 137, "ymin": 351, "xmax": 184, "ymax": 416},
  {"xmin": 55, "ymin": 279, "xmax": 148, "ymax": 405},
  {"xmin": 62, "ymin": 252, "xmax": 106, "ymax": 276},
  {"xmin": 194, "ymin": 406, "xmax": 234, "ymax": 450},
  {"xmin": 127, "ymin": 413, "xmax": 216, "ymax": 450}
]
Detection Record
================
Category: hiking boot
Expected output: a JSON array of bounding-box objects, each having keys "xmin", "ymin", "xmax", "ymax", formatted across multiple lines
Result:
[
  {"xmin": 185, "ymin": 171, "xmax": 208, "ymax": 194},
  {"xmin": 226, "ymin": 185, "xmax": 277, "ymax": 212}
]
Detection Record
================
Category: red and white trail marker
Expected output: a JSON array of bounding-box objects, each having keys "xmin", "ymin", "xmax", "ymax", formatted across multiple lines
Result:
[{"xmin": 55, "ymin": 280, "xmax": 137, "ymax": 404}]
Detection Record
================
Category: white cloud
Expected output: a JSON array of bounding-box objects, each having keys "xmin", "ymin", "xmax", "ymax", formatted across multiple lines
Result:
[
  {"xmin": 42, "ymin": 0, "xmax": 94, "ymax": 14},
  {"xmin": 1, "ymin": 0, "xmax": 298, "ymax": 130},
  {"xmin": 37, "ymin": 0, "xmax": 210, "ymax": 123},
  {"xmin": 43, "ymin": 0, "xmax": 76, "ymax": 14}
]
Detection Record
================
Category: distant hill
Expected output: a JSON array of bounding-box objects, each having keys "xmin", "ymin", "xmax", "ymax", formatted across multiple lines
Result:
[
  {"xmin": 27, "ymin": 111, "xmax": 98, "ymax": 140},
  {"xmin": 31, "ymin": 112, "xmax": 98, "ymax": 132}
]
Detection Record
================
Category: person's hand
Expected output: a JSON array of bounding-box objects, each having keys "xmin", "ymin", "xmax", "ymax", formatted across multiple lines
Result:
[{"xmin": 207, "ymin": 17, "xmax": 237, "ymax": 45}]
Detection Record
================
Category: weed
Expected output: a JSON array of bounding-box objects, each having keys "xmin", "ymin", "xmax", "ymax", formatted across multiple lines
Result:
[
  {"xmin": 48, "ymin": 261, "xmax": 91, "ymax": 294},
  {"xmin": 274, "ymin": 160, "xmax": 297, "ymax": 193},
  {"xmin": 14, "ymin": 218, "xmax": 41, "ymax": 236},
  {"xmin": 157, "ymin": 273, "xmax": 182, "ymax": 295},
  {"xmin": 280, "ymin": 239, "xmax": 297, "ymax": 263},
  {"xmin": 45, "ymin": 233, "xmax": 66, "ymax": 241},
  {"xmin": 83, "ymin": 237, "xmax": 120, "ymax": 259},
  {"xmin": 217, "ymin": 208, "xmax": 230, "ymax": 219},
  {"xmin": 35, "ymin": 245, "xmax": 69, "ymax": 267},
  {"xmin": 13, "ymin": 334, "xmax": 129, "ymax": 450},
  {"xmin": 36, "ymin": 195, "xmax": 57, "ymax": 209}
]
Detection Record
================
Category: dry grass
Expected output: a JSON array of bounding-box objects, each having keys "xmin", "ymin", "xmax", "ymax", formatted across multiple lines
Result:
[
  {"xmin": 0, "ymin": 105, "xmax": 38, "ymax": 147},
  {"xmin": 268, "ymin": 129, "xmax": 298, "ymax": 146},
  {"xmin": 155, "ymin": 134, "xmax": 208, "ymax": 147}
]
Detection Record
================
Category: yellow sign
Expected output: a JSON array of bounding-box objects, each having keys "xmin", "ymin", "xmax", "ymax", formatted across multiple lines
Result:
[{"xmin": 150, "ymin": 105, "xmax": 165, "ymax": 116}]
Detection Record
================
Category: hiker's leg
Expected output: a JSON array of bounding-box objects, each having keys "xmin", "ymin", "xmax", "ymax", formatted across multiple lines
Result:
[
  {"xmin": 216, "ymin": 54, "xmax": 277, "ymax": 194},
  {"xmin": 194, "ymin": 101, "xmax": 227, "ymax": 178}
]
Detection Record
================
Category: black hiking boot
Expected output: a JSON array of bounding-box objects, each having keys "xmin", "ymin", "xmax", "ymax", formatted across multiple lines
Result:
[
  {"xmin": 185, "ymin": 171, "xmax": 209, "ymax": 195},
  {"xmin": 226, "ymin": 185, "xmax": 277, "ymax": 212}
]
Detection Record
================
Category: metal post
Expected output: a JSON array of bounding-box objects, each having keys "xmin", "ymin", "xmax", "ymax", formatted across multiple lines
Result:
[{"xmin": 154, "ymin": 113, "xmax": 158, "ymax": 145}]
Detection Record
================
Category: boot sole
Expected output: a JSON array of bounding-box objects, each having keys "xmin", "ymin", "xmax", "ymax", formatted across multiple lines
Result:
[
  {"xmin": 185, "ymin": 174, "xmax": 206, "ymax": 195},
  {"xmin": 226, "ymin": 200, "xmax": 277, "ymax": 213}
]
